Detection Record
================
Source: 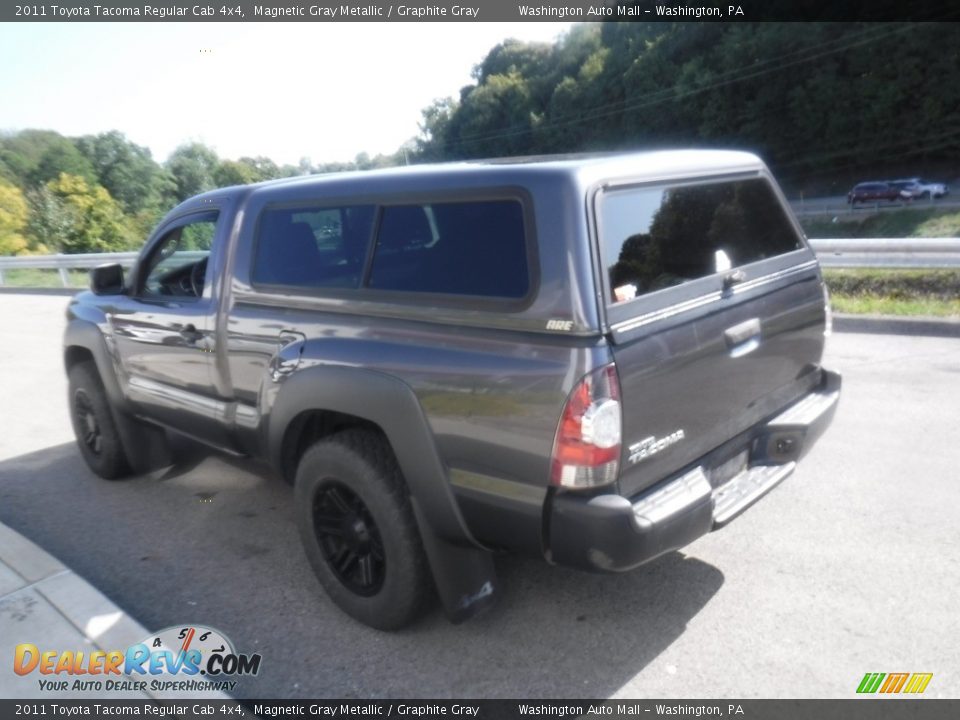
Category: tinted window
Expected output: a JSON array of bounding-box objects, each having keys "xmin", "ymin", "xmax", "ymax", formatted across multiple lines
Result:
[
  {"xmin": 252, "ymin": 205, "xmax": 375, "ymax": 288},
  {"xmin": 599, "ymin": 178, "xmax": 802, "ymax": 304},
  {"xmin": 367, "ymin": 200, "xmax": 528, "ymax": 299}
]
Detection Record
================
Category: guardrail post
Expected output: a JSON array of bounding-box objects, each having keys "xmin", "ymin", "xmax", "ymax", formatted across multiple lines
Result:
[
  {"xmin": 58, "ymin": 268, "xmax": 70, "ymax": 287},
  {"xmin": 0, "ymin": 269, "xmax": 4, "ymax": 285}
]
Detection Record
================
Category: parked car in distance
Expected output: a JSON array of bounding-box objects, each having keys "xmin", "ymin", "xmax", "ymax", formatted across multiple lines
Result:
[
  {"xmin": 888, "ymin": 179, "xmax": 924, "ymax": 199},
  {"xmin": 890, "ymin": 177, "xmax": 949, "ymax": 199},
  {"xmin": 847, "ymin": 181, "xmax": 909, "ymax": 204}
]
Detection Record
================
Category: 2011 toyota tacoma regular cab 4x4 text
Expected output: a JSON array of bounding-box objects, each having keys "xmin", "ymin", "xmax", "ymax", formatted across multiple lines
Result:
[{"xmin": 64, "ymin": 150, "xmax": 840, "ymax": 630}]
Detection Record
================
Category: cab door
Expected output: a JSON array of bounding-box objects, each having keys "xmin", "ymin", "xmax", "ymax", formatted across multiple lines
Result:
[{"xmin": 110, "ymin": 209, "xmax": 232, "ymax": 447}]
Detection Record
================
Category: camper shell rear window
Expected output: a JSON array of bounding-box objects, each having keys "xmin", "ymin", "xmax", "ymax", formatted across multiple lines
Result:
[{"xmin": 597, "ymin": 177, "xmax": 802, "ymax": 305}]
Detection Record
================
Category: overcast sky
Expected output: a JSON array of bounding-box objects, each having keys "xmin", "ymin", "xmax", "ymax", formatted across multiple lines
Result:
[{"xmin": 0, "ymin": 22, "xmax": 577, "ymax": 166}]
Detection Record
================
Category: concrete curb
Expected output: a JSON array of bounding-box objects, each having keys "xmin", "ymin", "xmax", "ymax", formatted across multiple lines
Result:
[
  {"xmin": 0, "ymin": 523, "xmax": 229, "ymax": 701},
  {"xmin": 834, "ymin": 313, "xmax": 960, "ymax": 338}
]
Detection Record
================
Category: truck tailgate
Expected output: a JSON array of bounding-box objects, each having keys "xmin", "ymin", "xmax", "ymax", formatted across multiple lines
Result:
[
  {"xmin": 611, "ymin": 263, "xmax": 826, "ymax": 498},
  {"xmin": 592, "ymin": 173, "xmax": 828, "ymax": 499}
]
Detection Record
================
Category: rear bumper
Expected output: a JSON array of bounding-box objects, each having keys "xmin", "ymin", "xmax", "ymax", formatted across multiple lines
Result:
[{"xmin": 548, "ymin": 369, "xmax": 841, "ymax": 572}]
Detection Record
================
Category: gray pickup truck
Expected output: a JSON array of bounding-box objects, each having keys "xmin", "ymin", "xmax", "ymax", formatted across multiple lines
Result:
[{"xmin": 64, "ymin": 150, "xmax": 840, "ymax": 630}]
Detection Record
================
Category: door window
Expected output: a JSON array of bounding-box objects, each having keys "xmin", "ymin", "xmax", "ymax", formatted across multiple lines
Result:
[{"xmin": 140, "ymin": 212, "xmax": 219, "ymax": 299}]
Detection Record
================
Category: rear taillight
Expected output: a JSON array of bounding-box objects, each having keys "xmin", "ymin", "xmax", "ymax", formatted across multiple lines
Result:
[{"xmin": 550, "ymin": 364, "xmax": 622, "ymax": 489}]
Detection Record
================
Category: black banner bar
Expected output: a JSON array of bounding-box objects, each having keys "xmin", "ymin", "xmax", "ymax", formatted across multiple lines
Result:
[
  {"xmin": 2, "ymin": 700, "xmax": 960, "ymax": 720},
  {"xmin": 3, "ymin": 0, "xmax": 960, "ymax": 23}
]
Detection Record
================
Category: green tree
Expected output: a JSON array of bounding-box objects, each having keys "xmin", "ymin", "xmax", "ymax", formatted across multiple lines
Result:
[
  {"xmin": 26, "ymin": 187, "xmax": 78, "ymax": 254},
  {"xmin": 214, "ymin": 159, "xmax": 258, "ymax": 187},
  {"xmin": 0, "ymin": 179, "xmax": 29, "ymax": 255},
  {"xmin": 42, "ymin": 173, "xmax": 134, "ymax": 253},
  {"xmin": 413, "ymin": 21, "xmax": 960, "ymax": 184},
  {"xmin": 452, "ymin": 71, "xmax": 536, "ymax": 157},
  {"xmin": 166, "ymin": 143, "xmax": 219, "ymax": 201},
  {"xmin": 238, "ymin": 156, "xmax": 282, "ymax": 181},
  {"xmin": 0, "ymin": 130, "xmax": 96, "ymax": 188},
  {"xmin": 416, "ymin": 98, "xmax": 457, "ymax": 160},
  {"xmin": 76, "ymin": 131, "xmax": 172, "ymax": 215},
  {"xmin": 0, "ymin": 156, "xmax": 16, "ymax": 184}
]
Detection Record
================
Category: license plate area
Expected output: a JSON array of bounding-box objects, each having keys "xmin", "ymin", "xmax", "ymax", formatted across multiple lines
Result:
[{"xmin": 705, "ymin": 449, "xmax": 748, "ymax": 489}]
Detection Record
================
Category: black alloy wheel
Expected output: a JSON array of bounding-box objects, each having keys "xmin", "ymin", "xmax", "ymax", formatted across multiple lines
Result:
[
  {"xmin": 312, "ymin": 481, "xmax": 386, "ymax": 596},
  {"xmin": 73, "ymin": 389, "xmax": 103, "ymax": 455},
  {"xmin": 67, "ymin": 360, "xmax": 132, "ymax": 479},
  {"xmin": 294, "ymin": 429, "xmax": 434, "ymax": 630}
]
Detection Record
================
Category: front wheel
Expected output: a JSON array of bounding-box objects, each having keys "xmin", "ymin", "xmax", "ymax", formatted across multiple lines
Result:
[
  {"xmin": 68, "ymin": 361, "xmax": 131, "ymax": 479},
  {"xmin": 294, "ymin": 429, "xmax": 433, "ymax": 630}
]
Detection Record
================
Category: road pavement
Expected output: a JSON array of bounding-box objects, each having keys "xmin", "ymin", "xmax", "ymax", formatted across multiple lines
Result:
[{"xmin": 1, "ymin": 294, "xmax": 958, "ymax": 699}]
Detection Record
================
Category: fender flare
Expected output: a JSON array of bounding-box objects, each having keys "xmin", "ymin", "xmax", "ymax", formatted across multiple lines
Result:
[
  {"xmin": 63, "ymin": 317, "xmax": 171, "ymax": 473},
  {"xmin": 268, "ymin": 364, "xmax": 499, "ymax": 621},
  {"xmin": 267, "ymin": 364, "xmax": 480, "ymax": 549},
  {"xmin": 63, "ymin": 318, "xmax": 128, "ymax": 411}
]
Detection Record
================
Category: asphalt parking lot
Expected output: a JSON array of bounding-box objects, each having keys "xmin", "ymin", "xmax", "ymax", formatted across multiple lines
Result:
[{"xmin": 1, "ymin": 293, "xmax": 958, "ymax": 699}]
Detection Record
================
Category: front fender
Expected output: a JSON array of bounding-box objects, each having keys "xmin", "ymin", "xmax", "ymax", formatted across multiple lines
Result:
[
  {"xmin": 63, "ymin": 313, "xmax": 171, "ymax": 474},
  {"xmin": 63, "ymin": 314, "xmax": 128, "ymax": 411}
]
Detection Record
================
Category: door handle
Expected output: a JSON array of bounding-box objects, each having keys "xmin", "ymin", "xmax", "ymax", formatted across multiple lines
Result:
[
  {"xmin": 722, "ymin": 269, "xmax": 747, "ymax": 290},
  {"xmin": 270, "ymin": 330, "xmax": 306, "ymax": 381},
  {"xmin": 724, "ymin": 318, "xmax": 761, "ymax": 358}
]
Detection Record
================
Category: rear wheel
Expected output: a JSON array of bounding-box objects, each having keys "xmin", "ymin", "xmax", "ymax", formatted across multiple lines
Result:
[
  {"xmin": 68, "ymin": 361, "xmax": 131, "ymax": 479},
  {"xmin": 294, "ymin": 429, "xmax": 433, "ymax": 630}
]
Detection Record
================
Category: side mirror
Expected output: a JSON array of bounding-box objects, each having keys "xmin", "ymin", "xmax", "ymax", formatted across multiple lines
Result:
[{"xmin": 90, "ymin": 263, "xmax": 125, "ymax": 295}]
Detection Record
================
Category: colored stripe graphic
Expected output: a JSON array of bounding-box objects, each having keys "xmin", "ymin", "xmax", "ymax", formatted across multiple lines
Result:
[
  {"xmin": 857, "ymin": 673, "xmax": 885, "ymax": 693},
  {"xmin": 857, "ymin": 672, "xmax": 933, "ymax": 694},
  {"xmin": 903, "ymin": 673, "xmax": 933, "ymax": 694},
  {"xmin": 880, "ymin": 673, "xmax": 909, "ymax": 693}
]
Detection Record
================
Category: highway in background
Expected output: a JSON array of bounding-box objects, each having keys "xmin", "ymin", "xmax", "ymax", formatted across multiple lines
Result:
[{"xmin": 1, "ymin": 294, "xmax": 958, "ymax": 699}]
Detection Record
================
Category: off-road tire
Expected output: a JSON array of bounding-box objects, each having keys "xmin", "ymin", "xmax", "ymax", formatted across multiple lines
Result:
[
  {"xmin": 68, "ymin": 361, "xmax": 132, "ymax": 480},
  {"xmin": 294, "ymin": 429, "xmax": 433, "ymax": 630}
]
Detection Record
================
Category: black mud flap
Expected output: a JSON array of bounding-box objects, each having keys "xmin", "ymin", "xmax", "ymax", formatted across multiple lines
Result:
[
  {"xmin": 412, "ymin": 502, "xmax": 498, "ymax": 624},
  {"xmin": 115, "ymin": 413, "xmax": 173, "ymax": 475}
]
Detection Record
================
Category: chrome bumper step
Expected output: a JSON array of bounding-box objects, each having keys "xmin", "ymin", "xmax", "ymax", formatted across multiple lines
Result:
[{"xmin": 712, "ymin": 461, "xmax": 796, "ymax": 528}]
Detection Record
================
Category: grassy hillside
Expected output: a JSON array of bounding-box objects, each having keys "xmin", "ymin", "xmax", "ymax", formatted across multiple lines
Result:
[{"xmin": 824, "ymin": 269, "xmax": 960, "ymax": 317}]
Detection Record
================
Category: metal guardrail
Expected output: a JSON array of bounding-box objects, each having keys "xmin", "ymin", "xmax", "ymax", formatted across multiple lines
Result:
[
  {"xmin": 0, "ymin": 252, "xmax": 195, "ymax": 286},
  {"xmin": 808, "ymin": 238, "xmax": 960, "ymax": 269},
  {"xmin": 0, "ymin": 241, "xmax": 958, "ymax": 287},
  {"xmin": 791, "ymin": 196, "xmax": 960, "ymax": 217}
]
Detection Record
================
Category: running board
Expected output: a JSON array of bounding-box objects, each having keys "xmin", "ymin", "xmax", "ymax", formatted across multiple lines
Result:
[{"xmin": 712, "ymin": 462, "xmax": 796, "ymax": 529}]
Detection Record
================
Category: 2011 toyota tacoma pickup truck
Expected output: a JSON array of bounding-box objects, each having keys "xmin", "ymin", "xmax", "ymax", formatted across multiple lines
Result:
[{"xmin": 64, "ymin": 150, "xmax": 840, "ymax": 630}]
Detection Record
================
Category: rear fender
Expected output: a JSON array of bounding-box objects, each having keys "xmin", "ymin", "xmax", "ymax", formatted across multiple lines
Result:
[{"xmin": 266, "ymin": 365, "xmax": 498, "ymax": 622}]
